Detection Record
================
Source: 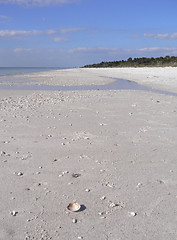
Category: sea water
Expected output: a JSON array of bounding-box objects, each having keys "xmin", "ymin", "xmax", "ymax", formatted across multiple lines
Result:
[{"xmin": 0, "ymin": 67, "xmax": 60, "ymax": 77}]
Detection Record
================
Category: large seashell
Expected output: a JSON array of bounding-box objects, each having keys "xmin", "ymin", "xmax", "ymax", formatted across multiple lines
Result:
[{"xmin": 67, "ymin": 202, "xmax": 81, "ymax": 212}]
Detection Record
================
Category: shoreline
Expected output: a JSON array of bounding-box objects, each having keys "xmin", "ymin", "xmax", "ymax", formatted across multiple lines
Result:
[
  {"xmin": 1, "ymin": 67, "xmax": 177, "ymax": 94},
  {"xmin": 0, "ymin": 68, "xmax": 177, "ymax": 239}
]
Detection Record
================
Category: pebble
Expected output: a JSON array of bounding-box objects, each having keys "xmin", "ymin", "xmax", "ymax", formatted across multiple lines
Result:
[{"xmin": 78, "ymin": 237, "xmax": 83, "ymax": 239}]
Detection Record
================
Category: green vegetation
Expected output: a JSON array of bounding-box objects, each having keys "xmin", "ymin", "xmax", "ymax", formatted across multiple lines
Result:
[{"xmin": 83, "ymin": 56, "xmax": 177, "ymax": 68}]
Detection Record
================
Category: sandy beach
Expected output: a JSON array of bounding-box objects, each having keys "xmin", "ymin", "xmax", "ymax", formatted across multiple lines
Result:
[{"xmin": 0, "ymin": 68, "xmax": 177, "ymax": 240}]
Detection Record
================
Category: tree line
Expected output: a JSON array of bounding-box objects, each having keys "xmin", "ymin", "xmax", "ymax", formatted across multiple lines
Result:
[{"xmin": 83, "ymin": 56, "xmax": 177, "ymax": 68}]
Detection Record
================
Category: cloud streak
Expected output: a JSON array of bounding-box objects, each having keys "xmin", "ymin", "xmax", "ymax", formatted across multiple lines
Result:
[
  {"xmin": 53, "ymin": 36, "xmax": 68, "ymax": 42},
  {"xmin": 0, "ymin": 29, "xmax": 57, "ymax": 38},
  {"xmin": 60, "ymin": 27, "xmax": 86, "ymax": 34},
  {"xmin": 13, "ymin": 48, "xmax": 32, "ymax": 52},
  {"xmin": 136, "ymin": 47, "xmax": 177, "ymax": 55},
  {"xmin": 0, "ymin": 0, "xmax": 80, "ymax": 7},
  {"xmin": 144, "ymin": 33, "xmax": 177, "ymax": 40},
  {"xmin": 0, "ymin": 27, "xmax": 87, "ymax": 38},
  {"xmin": 0, "ymin": 15, "xmax": 9, "ymax": 19}
]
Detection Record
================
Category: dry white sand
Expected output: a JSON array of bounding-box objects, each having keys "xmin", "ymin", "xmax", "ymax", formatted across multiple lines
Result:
[{"xmin": 0, "ymin": 68, "xmax": 177, "ymax": 240}]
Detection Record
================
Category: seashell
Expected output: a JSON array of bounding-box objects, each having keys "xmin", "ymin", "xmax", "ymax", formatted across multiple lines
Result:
[{"xmin": 67, "ymin": 202, "xmax": 81, "ymax": 212}]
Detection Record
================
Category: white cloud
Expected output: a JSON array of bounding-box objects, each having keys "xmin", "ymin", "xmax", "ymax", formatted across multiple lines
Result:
[
  {"xmin": 0, "ymin": 0, "xmax": 80, "ymax": 7},
  {"xmin": 0, "ymin": 29, "xmax": 57, "ymax": 38},
  {"xmin": 67, "ymin": 47, "xmax": 120, "ymax": 53},
  {"xmin": 53, "ymin": 37, "xmax": 68, "ymax": 42},
  {"xmin": 0, "ymin": 27, "xmax": 86, "ymax": 38},
  {"xmin": 13, "ymin": 48, "xmax": 32, "ymax": 52},
  {"xmin": 137, "ymin": 47, "xmax": 163, "ymax": 52},
  {"xmin": 60, "ymin": 27, "xmax": 86, "ymax": 34},
  {"xmin": 137, "ymin": 47, "xmax": 177, "ymax": 52},
  {"xmin": 136, "ymin": 47, "xmax": 177, "ymax": 56},
  {"xmin": 144, "ymin": 33, "xmax": 177, "ymax": 40},
  {"xmin": 0, "ymin": 15, "xmax": 9, "ymax": 19}
]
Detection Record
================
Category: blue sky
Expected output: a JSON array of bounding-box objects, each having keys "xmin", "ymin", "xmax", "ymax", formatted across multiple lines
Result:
[{"xmin": 0, "ymin": 0, "xmax": 177, "ymax": 67}]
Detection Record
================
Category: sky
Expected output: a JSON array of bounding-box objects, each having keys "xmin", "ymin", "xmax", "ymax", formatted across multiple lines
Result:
[{"xmin": 0, "ymin": 0, "xmax": 177, "ymax": 67}]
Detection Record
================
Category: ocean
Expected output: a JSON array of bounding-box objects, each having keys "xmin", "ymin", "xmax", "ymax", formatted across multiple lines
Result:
[{"xmin": 0, "ymin": 67, "xmax": 60, "ymax": 77}]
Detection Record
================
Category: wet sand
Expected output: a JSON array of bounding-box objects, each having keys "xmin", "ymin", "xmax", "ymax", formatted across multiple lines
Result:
[{"xmin": 0, "ymin": 68, "xmax": 177, "ymax": 240}]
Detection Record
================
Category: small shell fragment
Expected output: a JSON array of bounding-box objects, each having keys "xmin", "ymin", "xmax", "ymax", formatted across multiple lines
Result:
[
  {"xmin": 100, "ymin": 196, "xmax": 106, "ymax": 200},
  {"xmin": 10, "ymin": 211, "xmax": 18, "ymax": 216},
  {"xmin": 67, "ymin": 202, "xmax": 81, "ymax": 212},
  {"xmin": 128, "ymin": 211, "xmax": 136, "ymax": 217},
  {"xmin": 109, "ymin": 202, "xmax": 117, "ymax": 208},
  {"xmin": 85, "ymin": 189, "xmax": 90, "ymax": 192},
  {"xmin": 17, "ymin": 172, "xmax": 23, "ymax": 176},
  {"xmin": 72, "ymin": 173, "xmax": 81, "ymax": 178}
]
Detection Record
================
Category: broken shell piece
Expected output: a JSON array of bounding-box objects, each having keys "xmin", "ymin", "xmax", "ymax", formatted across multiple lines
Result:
[
  {"xmin": 67, "ymin": 202, "xmax": 81, "ymax": 212},
  {"xmin": 98, "ymin": 212, "xmax": 104, "ymax": 216},
  {"xmin": 10, "ymin": 210, "xmax": 18, "ymax": 216},
  {"xmin": 109, "ymin": 202, "xmax": 118, "ymax": 208},
  {"xmin": 100, "ymin": 196, "xmax": 106, "ymax": 200},
  {"xmin": 128, "ymin": 211, "xmax": 136, "ymax": 217},
  {"xmin": 17, "ymin": 172, "xmax": 23, "ymax": 176},
  {"xmin": 72, "ymin": 173, "xmax": 81, "ymax": 178},
  {"xmin": 85, "ymin": 189, "xmax": 90, "ymax": 192}
]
